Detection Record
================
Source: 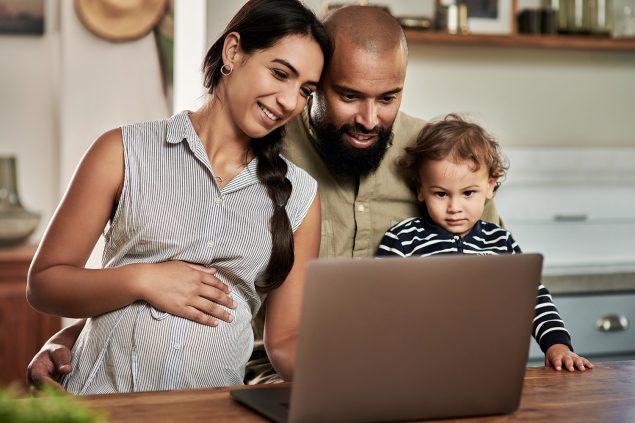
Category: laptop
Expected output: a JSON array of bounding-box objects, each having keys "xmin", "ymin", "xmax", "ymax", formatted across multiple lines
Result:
[{"xmin": 231, "ymin": 253, "xmax": 542, "ymax": 422}]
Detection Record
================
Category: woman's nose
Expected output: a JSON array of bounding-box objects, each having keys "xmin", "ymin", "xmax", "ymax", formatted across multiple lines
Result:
[{"xmin": 277, "ymin": 86, "xmax": 299, "ymax": 113}]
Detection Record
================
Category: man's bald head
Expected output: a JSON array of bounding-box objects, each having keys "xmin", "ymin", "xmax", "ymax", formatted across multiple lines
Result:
[{"xmin": 324, "ymin": 6, "xmax": 407, "ymax": 56}]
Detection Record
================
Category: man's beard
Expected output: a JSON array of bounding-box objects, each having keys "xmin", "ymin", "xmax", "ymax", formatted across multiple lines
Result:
[{"xmin": 313, "ymin": 121, "xmax": 392, "ymax": 178}]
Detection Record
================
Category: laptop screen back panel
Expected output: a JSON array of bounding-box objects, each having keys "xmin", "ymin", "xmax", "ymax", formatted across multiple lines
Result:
[{"xmin": 289, "ymin": 254, "xmax": 541, "ymax": 423}]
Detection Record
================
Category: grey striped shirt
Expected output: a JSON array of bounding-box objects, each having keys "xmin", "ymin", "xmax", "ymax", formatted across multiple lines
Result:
[{"xmin": 62, "ymin": 111, "xmax": 317, "ymax": 394}]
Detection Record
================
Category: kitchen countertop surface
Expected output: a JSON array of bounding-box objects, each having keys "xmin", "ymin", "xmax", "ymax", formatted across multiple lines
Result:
[{"xmin": 543, "ymin": 272, "xmax": 635, "ymax": 295}]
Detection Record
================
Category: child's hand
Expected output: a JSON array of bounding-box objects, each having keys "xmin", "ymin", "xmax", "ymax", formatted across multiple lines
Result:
[{"xmin": 545, "ymin": 344, "xmax": 593, "ymax": 372}]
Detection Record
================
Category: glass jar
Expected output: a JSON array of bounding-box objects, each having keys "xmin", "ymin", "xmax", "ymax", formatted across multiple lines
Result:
[
  {"xmin": 587, "ymin": 0, "xmax": 613, "ymax": 35},
  {"xmin": 542, "ymin": 0, "xmax": 570, "ymax": 33},
  {"xmin": 564, "ymin": 0, "xmax": 591, "ymax": 34}
]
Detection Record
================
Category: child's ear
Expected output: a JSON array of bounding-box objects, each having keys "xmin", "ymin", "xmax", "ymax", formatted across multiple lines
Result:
[
  {"xmin": 486, "ymin": 177, "xmax": 497, "ymax": 199},
  {"xmin": 417, "ymin": 187, "xmax": 425, "ymax": 202}
]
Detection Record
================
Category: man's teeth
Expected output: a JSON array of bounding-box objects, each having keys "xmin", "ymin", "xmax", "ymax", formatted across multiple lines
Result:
[
  {"xmin": 260, "ymin": 105, "xmax": 279, "ymax": 121},
  {"xmin": 351, "ymin": 134, "xmax": 374, "ymax": 141}
]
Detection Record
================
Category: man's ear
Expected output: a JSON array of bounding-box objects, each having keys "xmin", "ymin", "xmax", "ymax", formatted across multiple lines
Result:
[{"xmin": 221, "ymin": 32, "xmax": 242, "ymax": 69}]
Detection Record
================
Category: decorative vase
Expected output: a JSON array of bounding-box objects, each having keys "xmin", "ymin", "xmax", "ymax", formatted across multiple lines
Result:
[{"xmin": 0, "ymin": 156, "xmax": 40, "ymax": 247}]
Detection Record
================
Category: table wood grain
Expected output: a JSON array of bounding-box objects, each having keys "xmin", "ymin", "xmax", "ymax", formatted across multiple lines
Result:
[{"xmin": 78, "ymin": 361, "xmax": 635, "ymax": 422}]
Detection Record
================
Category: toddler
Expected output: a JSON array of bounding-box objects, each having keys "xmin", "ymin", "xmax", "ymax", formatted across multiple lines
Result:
[{"xmin": 377, "ymin": 114, "xmax": 592, "ymax": 372}]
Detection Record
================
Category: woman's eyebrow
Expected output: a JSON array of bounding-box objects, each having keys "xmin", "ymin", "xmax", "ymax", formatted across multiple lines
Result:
[
  {"xmin": 271, "ymin": 58, "xmax": 298, "ymax": 76},
  {"xmin": 271, "ymin": 58, "xmax": 319, "ymax": 86}
]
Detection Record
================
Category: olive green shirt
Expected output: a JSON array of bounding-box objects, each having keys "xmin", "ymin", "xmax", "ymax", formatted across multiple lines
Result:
[{"xmin": 283, "ymin": 108, "xmax": 500, "ymax": 258}]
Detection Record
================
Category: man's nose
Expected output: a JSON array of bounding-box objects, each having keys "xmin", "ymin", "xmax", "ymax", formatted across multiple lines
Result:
[{"xmin": 353, "ymin": 100, "xmax": 378, "ymax": 131}]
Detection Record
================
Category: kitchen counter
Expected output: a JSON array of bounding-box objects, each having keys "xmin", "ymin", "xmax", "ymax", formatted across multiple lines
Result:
[{"xmin": 543, "ymin": 272, "xmax": 635, "ymax": 295}]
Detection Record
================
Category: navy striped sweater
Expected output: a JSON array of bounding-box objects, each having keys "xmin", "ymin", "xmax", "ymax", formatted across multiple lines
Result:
[{"xmin": 377, "ymin": 213, "xmax": 572, "ymax": 354}]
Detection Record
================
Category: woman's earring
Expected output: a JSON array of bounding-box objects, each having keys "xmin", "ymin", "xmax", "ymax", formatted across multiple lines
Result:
[{"xmin": 220, "ymin": 64, "xmax": 233, "ymax": 76}]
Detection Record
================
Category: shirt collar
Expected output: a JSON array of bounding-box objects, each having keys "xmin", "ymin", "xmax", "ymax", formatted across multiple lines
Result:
[{"xmin": 166, "ymin": 110, "xmax": 199, "ymax": 146}]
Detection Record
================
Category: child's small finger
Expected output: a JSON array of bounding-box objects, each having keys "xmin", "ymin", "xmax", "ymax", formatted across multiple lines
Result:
[{"xmin": 565, "ymin": 357, "xmax": 575, "ymax": 372}]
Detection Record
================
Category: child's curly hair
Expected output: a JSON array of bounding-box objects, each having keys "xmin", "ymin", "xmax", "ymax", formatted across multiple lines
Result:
[{"xmin": 401, "ymin": 113, "xmax": 508, "ymax": 193}]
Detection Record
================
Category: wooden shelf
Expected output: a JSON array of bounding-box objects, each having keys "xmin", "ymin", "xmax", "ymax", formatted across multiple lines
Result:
[{"xmin": 404, "ymin": 30, "xmax": 635, "ymax": 51}]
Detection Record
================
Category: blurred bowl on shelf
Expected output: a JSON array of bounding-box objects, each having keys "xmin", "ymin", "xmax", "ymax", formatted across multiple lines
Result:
[
  {"xmin": 0, "ymin": 209, "xmax": 40, "ymax": 247},
  {"xmin": 397, "ymin": 16, "xmax": 432, "ymax": 30}
]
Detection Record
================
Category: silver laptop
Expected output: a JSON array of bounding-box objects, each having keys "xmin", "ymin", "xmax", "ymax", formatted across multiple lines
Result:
[{"xmin": 231, "ymin": 253, "xmax": 542, "ymax": 422}]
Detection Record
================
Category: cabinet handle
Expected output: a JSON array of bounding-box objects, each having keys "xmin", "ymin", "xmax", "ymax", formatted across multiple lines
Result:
[
  {"xmin": 595, "ymin": 315, "xmax": 629, "ymax": 332},
  {"xmin": 553, "ymin": 214, "xmax": 587, "ymax": 222}
]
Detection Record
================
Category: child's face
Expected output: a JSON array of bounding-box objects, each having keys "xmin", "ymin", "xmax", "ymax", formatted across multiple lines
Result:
[{"xmin": 417, "ymin": 158, "xmax": 497, "ymax": 237}]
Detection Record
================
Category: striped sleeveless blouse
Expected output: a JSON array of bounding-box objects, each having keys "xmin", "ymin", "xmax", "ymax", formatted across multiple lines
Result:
[{"xmin": 62, "ymin": 111, "xmax": 317, "ymax": 394}]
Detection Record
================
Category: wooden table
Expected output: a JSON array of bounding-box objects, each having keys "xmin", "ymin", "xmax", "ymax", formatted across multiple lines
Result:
[{"xmin": 79, "ymin": 361, "xmax": 635, "ymax": 422}]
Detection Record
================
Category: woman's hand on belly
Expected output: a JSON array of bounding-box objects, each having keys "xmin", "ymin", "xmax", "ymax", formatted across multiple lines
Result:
[{"xmin": 131, "ymin": 261, "xmax": 237, "ymax": 327}]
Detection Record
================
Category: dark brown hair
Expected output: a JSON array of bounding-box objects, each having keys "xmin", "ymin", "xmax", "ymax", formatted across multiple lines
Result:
[
  {"xmin": 201, "ymin": 0, "xmax": 331, "ymax": 293},
  {"xmin": 402, "ymin": 113, "xmax": 508, "ymax": 193}
]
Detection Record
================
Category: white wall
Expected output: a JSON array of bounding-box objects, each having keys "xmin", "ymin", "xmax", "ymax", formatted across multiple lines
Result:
[
  {"xmin": 59, "ymin": 1, "xmax": 169, "ymax": 192},
  {"xmin": 403, "ymin": 44, "xmax": 635, "ymax": 147},
  {"xmin": 0, "ymin": 1, "xmax": 169, "ymax": 263},
  {"xmin": 2, "ymin": 0, "xmax": 634, "ymax": 250},
  {"xmin": 0, "ymin": 0, "xmax": 59, "ymax": 241}
]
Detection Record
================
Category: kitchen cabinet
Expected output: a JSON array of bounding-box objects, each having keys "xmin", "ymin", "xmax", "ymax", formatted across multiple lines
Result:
[
  {"xmin": 0, "ymin": 245, "xmax": 61, "ymax": 387},
  {"xmin": 529, "ymin": 292, "xmax": 635, "ymax": 363}
]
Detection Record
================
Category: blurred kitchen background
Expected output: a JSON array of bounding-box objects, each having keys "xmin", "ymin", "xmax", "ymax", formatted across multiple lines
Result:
[{"xmin": 0, "ymin": 0, "xmax": 633, "ymax": 386}]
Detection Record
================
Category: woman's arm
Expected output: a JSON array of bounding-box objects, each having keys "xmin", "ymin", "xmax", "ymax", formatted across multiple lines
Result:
[
  {"xmin": 27, "ymin": 129, "xmax": 235, "ymax": 324},
  {"xmin": 263, "ymin": 194, "xmax": 321, "ymax": 381},
  {"xmin": 27, "ymin": 128, "xmax": 139, "ymax": 316}
]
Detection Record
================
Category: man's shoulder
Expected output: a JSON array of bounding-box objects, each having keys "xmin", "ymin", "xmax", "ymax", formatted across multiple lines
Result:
[
  {"xmin": 389, "ymin": 111, "xmax": 426, "ymax": 150},
  {"xmin": 281, "ymin": 156, "xmax": 316, "ymax": 185},
  {"xmin": 395, "ymin": 110, "xmax": 426, "ymax": 126},
  {"xmin": 282, "ymin": 115, "xmax": 315, "ymax": 162},
  {"xmin": 394, "ymin": 111, "xmax": 426, "ymax": 134}
]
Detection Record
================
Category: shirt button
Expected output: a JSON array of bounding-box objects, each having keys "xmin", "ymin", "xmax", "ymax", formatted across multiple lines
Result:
[
  {"xmin": 207, "ymin": 241, "xmax": 215, "ymax": 248},
  {"xmin": 214, "ymin": 197, "xmax": 223, "ymax": 204},
  {"xmin": 173, "ymin": 343, "xmax": 181, "ymax": 350},
  {"xmin": 357, "ymin": 204, "xmax": 365, "ymax": 212}
]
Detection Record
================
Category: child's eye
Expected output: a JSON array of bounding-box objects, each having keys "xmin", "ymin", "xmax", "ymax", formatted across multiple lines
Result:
[
  {"xmin": 463, "ymin": 190, "xmax": 475, "ymax": 197},
  {"xmin": 434, "ymin": 192, "xmax": 447, "ymax": 198}
]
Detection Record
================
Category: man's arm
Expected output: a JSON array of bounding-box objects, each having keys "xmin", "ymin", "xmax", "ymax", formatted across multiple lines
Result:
[{"xmin": 27, "ymin": 319, "xmax": 85, "ymax": 391}]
